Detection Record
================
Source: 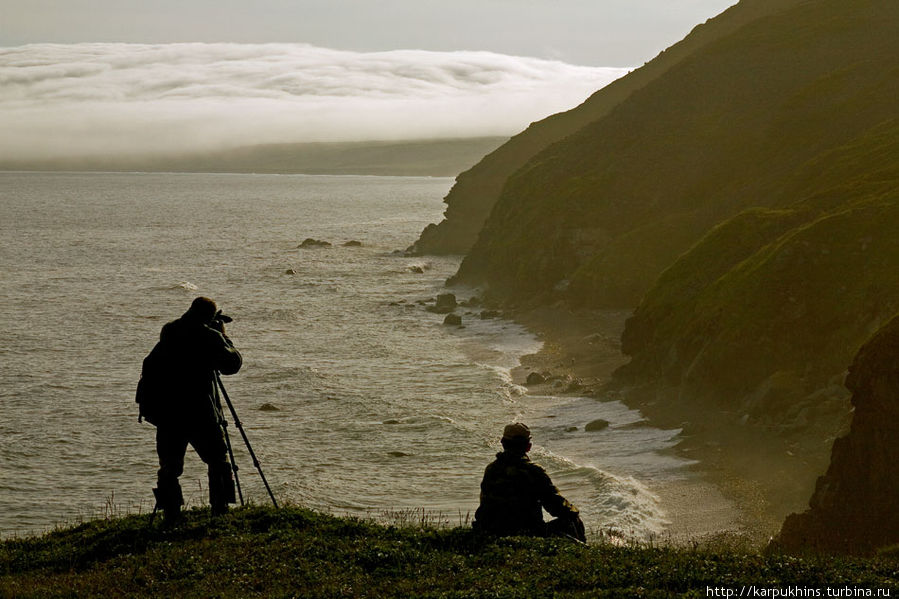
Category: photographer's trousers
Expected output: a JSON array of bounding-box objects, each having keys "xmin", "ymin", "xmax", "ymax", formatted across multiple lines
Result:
[{"xmin": 156, "ymin": 420, "xmax": 235, "ymax": 515}]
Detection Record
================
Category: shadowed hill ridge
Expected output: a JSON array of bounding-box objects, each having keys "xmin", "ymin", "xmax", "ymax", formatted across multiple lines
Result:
[
  {"xmin": 409, "ymin": 0, "xmax": 807, "ymax": 255},
  {"xmin": 451, "ymin": 0, "xmax": 899, "ymax": 308}
]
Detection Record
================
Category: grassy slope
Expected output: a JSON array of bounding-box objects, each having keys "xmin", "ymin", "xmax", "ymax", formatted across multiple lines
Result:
[
  {"xmin": 620, "ymin": 121, "xmax": 899, "ymax": 421},
  {"xmin": 452, "ymin": 0, "xmax": 899, "ymax": 309},
  {"xmin": 606, "ymin": 118, "xmax": 899, "ymax": 534},
  {"xmin": 410, "ymin": 0, "xmax": 806, "ymax": 255},
  {"xmin": 3, "ymin": 506, "xmax": 897, "ymax": 598}
]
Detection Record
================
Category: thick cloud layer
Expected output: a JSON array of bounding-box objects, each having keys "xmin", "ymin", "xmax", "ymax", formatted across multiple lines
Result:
[{"xmin": 0, "ymin": 43, "xmax": 629, "ymax": 160}]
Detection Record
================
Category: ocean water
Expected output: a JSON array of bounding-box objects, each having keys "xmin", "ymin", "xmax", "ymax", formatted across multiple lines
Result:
[{"xmin": 0, "ymin": 171, "xmax": 691, "ymax": 539}]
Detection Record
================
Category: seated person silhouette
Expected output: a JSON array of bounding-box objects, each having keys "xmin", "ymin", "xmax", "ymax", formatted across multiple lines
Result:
[{"xmin": 473, "ymin": 423, "xmax": 586, "ymax": 542}]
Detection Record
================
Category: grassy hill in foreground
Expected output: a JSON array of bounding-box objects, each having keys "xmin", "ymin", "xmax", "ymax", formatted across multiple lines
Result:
[
  {"xmin": 0, "ymin": 137, "xmax": 508, "ymax": 177},
  {"xmin": 2, "ymin": 506, "xmax": 897, "ymax": 598}
]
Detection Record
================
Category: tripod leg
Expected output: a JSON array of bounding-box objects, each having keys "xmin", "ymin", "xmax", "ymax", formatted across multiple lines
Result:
[
  {"xmin": 222, "ymin": 423, "xmax": 244, "ymax": 506},
  {"xmin": 214, "ymin": 380, "xmax": 244, "ymax": 507},
  {"xmin": 215, "ymin": 372, "xmax": 280, "ymax": 508}
]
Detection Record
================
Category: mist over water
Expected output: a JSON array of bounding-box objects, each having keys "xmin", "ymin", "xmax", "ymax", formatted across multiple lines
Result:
[
  {"xmin": 0, "ymin": 43, "xmax": 629, "ymax": 161},
  {"xmin": 0, "ymin": 172, "xmax": 689, "ymax": 539}
]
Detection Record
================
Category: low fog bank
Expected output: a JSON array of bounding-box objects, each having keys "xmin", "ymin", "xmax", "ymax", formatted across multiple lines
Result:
[{"xmin": 0, "ymin": 43, "xmax": 629, "ymax": 162}]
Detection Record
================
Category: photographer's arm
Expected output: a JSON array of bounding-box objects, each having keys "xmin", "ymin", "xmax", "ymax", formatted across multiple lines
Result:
[{"xmin": 207, "ymin": 327, "xmax": 242, "ymax": 375}]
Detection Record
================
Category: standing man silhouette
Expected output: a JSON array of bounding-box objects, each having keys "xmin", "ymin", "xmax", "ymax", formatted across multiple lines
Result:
[{"xmin": 138, "ymin": 297, "xmax": 242, "ymax": 522}]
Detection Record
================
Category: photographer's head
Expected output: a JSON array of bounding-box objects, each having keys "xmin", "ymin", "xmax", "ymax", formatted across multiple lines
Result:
[
  {"xmin": 501, "ymin": 423, "xmax": 532, "ymax": 456},
  {"xmin": 184, "ymin": 296, "xmax": 217, "ymax": 324}
]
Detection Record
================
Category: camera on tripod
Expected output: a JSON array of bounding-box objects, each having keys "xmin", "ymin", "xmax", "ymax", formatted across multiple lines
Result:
[
  {"xmin": 212, "ymin": 310, "xmax": 233, "ymax": 325},
  {"xmin": 210, "ymin": 310, "xmax": 233, "ymax": 333}
]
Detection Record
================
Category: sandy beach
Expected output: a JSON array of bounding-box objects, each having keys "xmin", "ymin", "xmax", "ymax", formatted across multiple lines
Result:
[{"xmin": 506, "ymin": 305, "xmax": 819, "ymax": 546}]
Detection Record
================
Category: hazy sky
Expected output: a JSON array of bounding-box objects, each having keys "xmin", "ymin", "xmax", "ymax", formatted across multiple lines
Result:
[{"xmin": 2, "ymin": 1, "xmax": 737, "ymax": 67}]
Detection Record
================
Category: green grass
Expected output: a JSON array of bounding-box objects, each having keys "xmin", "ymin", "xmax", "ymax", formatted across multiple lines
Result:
[{"xmin": 2, "ymin": 506, "xmax": 898, "ymax": 598}]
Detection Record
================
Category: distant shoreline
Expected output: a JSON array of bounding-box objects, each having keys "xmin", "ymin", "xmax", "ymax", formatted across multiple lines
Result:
[
  {"xmin": 0, "ymin": 170, "xmax": 456, "ymax": 180},
  {"xmin": 0, "ymin": 136, "xmax": 508, "ymax": 179}
]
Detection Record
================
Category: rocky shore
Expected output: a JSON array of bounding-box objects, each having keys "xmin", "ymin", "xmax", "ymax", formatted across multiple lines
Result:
[
  {"xmin": 418, "ymin": 290, "xmax": 880, "ymax": 550},
  {"xmin": 503, "ymin": 304, "xmax": 832, "ymax": 546}
]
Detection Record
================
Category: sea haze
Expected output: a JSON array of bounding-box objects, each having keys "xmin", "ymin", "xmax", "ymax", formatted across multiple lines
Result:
[
  {"xmin": 0, "ymin": 43, "xmax": 630, "ymax": 163},
  {"xmin": 0, "ymin": 172, "xmax": 688, "ymax": 539}
]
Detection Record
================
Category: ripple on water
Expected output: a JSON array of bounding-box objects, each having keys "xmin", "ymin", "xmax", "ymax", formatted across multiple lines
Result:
[{"xmin": 1, "ymin": 172, "xmax": 686, "ymax": 539}]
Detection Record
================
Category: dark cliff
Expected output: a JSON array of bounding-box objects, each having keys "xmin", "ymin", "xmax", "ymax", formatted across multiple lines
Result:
[
  {"xmin": 409, "ymin": 0, "xmax": 806, "ymax": 256},
  {"xmin": 774, "ymin": 315, "xmax": 899, "ymax": 554},
  {"xmin": 434, "ymin": 0, "xmax": 899, "ymax": 542}
]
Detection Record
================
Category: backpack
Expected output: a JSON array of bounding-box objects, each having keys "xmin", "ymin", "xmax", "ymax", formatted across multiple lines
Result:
[{"xmin": 135, "ymin": 341, "xmax": 172, "ymax": 425}]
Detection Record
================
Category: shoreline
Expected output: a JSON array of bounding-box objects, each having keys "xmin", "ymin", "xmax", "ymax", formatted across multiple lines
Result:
[{"xmin": 504, "ymin": 305, "xmax": 778, "ymax": 546}]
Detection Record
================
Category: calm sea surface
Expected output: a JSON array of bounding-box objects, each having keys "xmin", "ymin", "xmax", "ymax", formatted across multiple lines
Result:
[{"xmin": 0, "ymin": 172, "xmax": 690, "ymax": 538}]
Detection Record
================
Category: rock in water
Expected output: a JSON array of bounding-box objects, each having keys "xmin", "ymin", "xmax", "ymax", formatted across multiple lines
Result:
[
  {"xmin": 443, "ymin": 313, "xmax": 462, "ymax": 326},
  {"xmin": 427, "ymin": 293, "xmax": 458, "ymax": 314},
  {"xmin": 585, "ymin": 419, "xmax": 610, "ymax": 432},
  {"xmin": 259, "ymin": 403, "xmax": 280, "ymax": 412},
  {"xmin": 343, "ymin": 240, "xmax": 363, "ymax": 247},
  {"xmin": 526, "ymin": 372, "xmax": 546, "ymax": 385},
  {"xmin": 299, "ymin": 238, "xmax": 331, "ymax": 248}
]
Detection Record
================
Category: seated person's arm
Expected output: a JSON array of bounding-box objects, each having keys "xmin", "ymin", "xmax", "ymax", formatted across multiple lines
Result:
[{"xmin": 534, "ymin": 467, "xmax": 579, "ymax": 519}]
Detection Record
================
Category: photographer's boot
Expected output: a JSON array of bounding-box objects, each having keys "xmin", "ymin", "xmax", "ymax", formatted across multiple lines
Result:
[
  {"xmin": 209, "ymin": 467, "xmax": 236, "ymax": 516},
  {"xmin": 153, "ymin": 485, "xmax": 184, "ymax": 525}
]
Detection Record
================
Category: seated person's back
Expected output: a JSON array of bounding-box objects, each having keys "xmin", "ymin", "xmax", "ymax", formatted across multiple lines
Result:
[{"xmin": 474, "ymin": 423, "xmax": 586, "ymax": 542}]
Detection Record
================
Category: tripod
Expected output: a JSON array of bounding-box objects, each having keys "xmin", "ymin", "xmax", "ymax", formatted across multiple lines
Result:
[
  {"xmin": 213, "ymin": 371, "xmax": 279, "ymax": 509},
  {"xmin": 149, "ymin": 372, "xmax": 279, "ymax": 524}
]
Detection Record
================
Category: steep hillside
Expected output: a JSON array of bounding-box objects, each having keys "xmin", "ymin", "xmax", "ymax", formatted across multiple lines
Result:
[
  {"xmin": 410, "ymin": 0, "xmax": 807, "ymax": 255},
  {"xmin": 775, "ymin": 314, "xmax": 899, "ymax": 554},
  {"xmin": 452, "ymin": 0, "xmax": 899, "ymax": 309},
  {"xmin": 439, "ymin": 0, "xmax": 899, "ymax": 543},
  {"xmin": 612, "ymin": 116, "xmax": 899, "ymax": 531},
  {"xmin": 619, "ymin": 121, "xmax": 899, "ymax": 424}
]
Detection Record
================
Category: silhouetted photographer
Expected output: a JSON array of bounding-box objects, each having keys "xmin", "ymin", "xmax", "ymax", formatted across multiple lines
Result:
[
  {"xmin": 136, "ymin": 297, "xmax": 242, "ymax": 522},
  {"xmin": 473, "ymin": 423, "xmax": 587, "ymax": 542}
]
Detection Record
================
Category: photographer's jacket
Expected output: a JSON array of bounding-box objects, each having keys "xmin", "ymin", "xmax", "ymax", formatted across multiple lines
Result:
[{"xmin": 140, "ymin": 316, "xmax": 242, "ymax": 426}]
